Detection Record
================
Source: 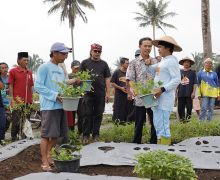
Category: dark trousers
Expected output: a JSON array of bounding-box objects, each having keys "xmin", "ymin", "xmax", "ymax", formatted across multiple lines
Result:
[
  {"xmin": 0, "ymin": 107, "xmax": 6, "ymax": 140},
  {"xmin": 133, "ymin": 106, "xmax": 157, "ymax": 144},
  {"xmin": 11, "ymin": 110, "xmax": 20, "ymax": 140},
  {"xmin": 82, "ymin": 94, "xmax": 105, "ymax": 137},
  {"xmin": 178, "ymin": 97, "xmax": 193, "ymax": 120},
  {"xmin": 112, "ymin": 93, "xmax": 128, "ymax": 123},
  {"xmin": 127, "ymin": 100, "xmax": 135, "ymax": 122}
]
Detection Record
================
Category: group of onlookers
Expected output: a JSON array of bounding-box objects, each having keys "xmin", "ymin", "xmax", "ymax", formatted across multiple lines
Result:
[
  {"xmin": 0, "ymin": 36, "xmax": 220, "ymax": 171},
  {"xmin": 111, "ymin": 35, "xmax": 220, "ymax": 146}
]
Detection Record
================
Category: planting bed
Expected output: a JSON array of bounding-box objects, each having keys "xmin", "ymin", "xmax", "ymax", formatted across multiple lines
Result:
[{"xmin": 0, "ymin": 145, "xmax": 220, "ymax": 180}]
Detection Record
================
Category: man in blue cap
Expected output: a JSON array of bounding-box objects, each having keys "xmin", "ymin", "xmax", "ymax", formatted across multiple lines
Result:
[{"xmin": 35, "ymin": 42, "xmax": 72, "ymax": 171}]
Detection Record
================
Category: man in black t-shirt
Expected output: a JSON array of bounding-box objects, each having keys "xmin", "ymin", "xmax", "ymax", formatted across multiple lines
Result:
[
  {"xmin": 80, "ymin": 43, "xmax": 111, "ymax": 144},
  {"xmin": 177, "ymin": 57, "xmax": 197, "ymax": 121},
  {"xmin": 111, "ymin": 57, "xmax": 129, "ymax": 123}
]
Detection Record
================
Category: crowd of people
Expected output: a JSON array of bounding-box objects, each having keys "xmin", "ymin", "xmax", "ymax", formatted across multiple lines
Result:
[{"xmin": 0, "ymin": 35, "xmax": 220, "ymax": 171}]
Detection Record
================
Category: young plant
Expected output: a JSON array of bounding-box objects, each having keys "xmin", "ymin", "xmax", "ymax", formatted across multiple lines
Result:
[
  {"xmin": 130, "ymin": 79, "xmax": 163, "ymax": 96},
  {"xmin": 51, "ymin": 147, "xmax": 75, "ymax": 161},
  {"xmin": 134, "ymin": 150, "xmax": 197, "ymax": 180},
  {"xmin": 68, "ymin": 130, "xmax": 83, "ymax": 151},
  {"xmin": 73, "ymin": 70, "xmax": 98, "ymax": 81},
  {"xmin": 58, "ymin": 82, "xmax": 87, "ymax": 97}
]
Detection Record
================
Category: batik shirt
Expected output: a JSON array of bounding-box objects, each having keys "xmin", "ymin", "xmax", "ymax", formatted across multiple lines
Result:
[
  {"xmin": 126, "ymin": 55, "xmax": 156, "ymax": 106},
  {"xmin": 197, "ymin": 69, "xmax": 220, "ymax": 98}
]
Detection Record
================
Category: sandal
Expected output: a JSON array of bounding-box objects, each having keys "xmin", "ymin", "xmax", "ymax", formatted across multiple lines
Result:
[
  {"xmin": 49, "ymin": 161, "xmax": 55, "ymax": 167},
  {"xmin": 41, "ymin": 164, "xmax": 53, "ymax": 172}
]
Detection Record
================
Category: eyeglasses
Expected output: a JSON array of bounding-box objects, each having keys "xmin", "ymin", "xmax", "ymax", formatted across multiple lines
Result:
[{"xmin": 93, "ymin": 50, "xmax": 102, "ymax": 54}]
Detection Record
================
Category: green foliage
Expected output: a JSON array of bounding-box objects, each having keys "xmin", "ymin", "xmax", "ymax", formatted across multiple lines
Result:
[
  {"xmin": 100, "ymin": 118, "xmax": 220, "ymax": 144},
  {"xmin": 10, "ymin": 96, "xmax": 39, "ymax": 117},
  {"xmin": 58, "ymin": 82, "xmax": 87, "ymax": 97},
  {"xmin": 74, "ymin": 70, "xmax": 93, "ymax": 81},
  {"xmin": 130, "ymin": 80, "xmax": 163, "ymax": 95},
  {"xmin": 171, "ymin": 119, "xmax": 220, "ymax": 143},
  {"xmin": 51, "ymin": 147, "xmax": 75, "ymax": 161},
  {"xmin": 68, "ymin": 130, "xmax": 82, "ymax": 152},
  {"xmin": 100, "ymin": 123, "xmax": 150, "ymax": 143},
  {"xmin": 27, "ymin": 54, "xmax": 44, "ymax": 74},
  {"xmin": 134, "ymin": 150, "xmax": 197, "ymax": 180}
]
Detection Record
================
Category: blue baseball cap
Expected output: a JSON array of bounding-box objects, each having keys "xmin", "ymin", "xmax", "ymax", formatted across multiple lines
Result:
[{"xmin": 50, "ymin": 42, "xmax": 72, "ymax": 53}]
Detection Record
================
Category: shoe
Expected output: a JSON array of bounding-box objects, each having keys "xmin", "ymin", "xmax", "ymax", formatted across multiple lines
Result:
[
  {"xmin": 93, "ymin": 135, "xmax": 99, "ymax": 142},
  {"xmin": 41, "ymin": 164, "xmax": 54, "ymax": 172},
  {"xmin": 82, "ymin": 136, "xmax": 89, "ymax": 145},
  {"xmin": 0, "ymin": 140, "xmax": 6, "ymax": 146},
  {"xmin": 11, "ymin": 137, "xmax": 18, "ymax": 142},
  {"xmin": 158, "ymin": 136, "xmax": 171, "ymax": 145}
]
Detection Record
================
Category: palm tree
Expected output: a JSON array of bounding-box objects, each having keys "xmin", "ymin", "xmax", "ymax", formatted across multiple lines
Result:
[
  {"xmin": 134, "ymin": 0, "xmax": 177, "ymax": 57},
  {"xmin": 44, "ymin": 0, "xmax": 95, "ymax": 60},
  {"xmin": 28, "ymin": 54, "xmax": 44, "ymax": 75},
  {"xmin": 201, "ymin": 0, "xmax": 212, "ymax": 58}
]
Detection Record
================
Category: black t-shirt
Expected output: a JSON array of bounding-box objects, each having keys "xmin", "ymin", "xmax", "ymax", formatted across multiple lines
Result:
[
  {"xmin": 0, "ymin": 77, "xmax": 4, "ymax": 108},
  {"xmin": 80, "ymin": 58, "xmax": 111, "ymax": 96},
  {"xmin": 178, "ymin": 69, "xmax": 197, "ymax": 97},
  {"xmin": 111, "ymin": 69, "xmax": 127, "ymax": 96}
]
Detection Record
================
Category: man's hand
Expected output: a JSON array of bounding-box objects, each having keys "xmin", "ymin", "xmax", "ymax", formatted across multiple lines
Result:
[
  {"xmin": 145, "ymin": 58, "xmax": 151, "ymax": 65},
  {"xmin": 217, "ymin": 96, "xmax": 220, "ymax": 101},
  {"xmin": 153, "ymin": 88, "xmax": 163, "ymax": 98},
  {"xmin": 120, "ymin": 87, "xmax": 127, "ymax": 93},
  {"xmin": 56, "ymin": 95, "xmax": 63, "ymax": 103},
  {"xmin": 198, "ymin": 96, "xmax": 201, "ymax": 100},
  {"xmin": 105, "ymin": 94, "xmax": 110, "ymax": 103}
]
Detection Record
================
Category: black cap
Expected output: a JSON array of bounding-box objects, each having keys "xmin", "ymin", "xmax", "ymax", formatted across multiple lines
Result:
[
  {"xmin": 18, "ymin": 52, "xmax": 28, "ymax": 59},
  {"xmin": 71, "ymin": 60, "xmax": 80, "ymax": 68}
]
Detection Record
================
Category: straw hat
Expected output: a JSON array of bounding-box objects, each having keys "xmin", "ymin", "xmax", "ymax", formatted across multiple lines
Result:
[
  {"xmin": 152, "ymin": 35, "xmax": 182, "ymax": 52},
  {"xmin": 179, "ymin": 57, "xmax": 195, "ymax": 65}
]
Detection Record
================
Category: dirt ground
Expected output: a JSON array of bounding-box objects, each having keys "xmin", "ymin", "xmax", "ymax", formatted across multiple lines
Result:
[{"xmin": 0, "ymin": 145, "xmax": 220, "ymax": 180}]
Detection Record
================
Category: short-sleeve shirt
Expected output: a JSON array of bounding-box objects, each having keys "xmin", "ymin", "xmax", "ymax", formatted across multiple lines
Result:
[
  {"xmin": 79, "ymin": 58, "xmax": 111, "ymax": 97},
  {"xmin": 8, "ymin": 66, "xmax": 34, "ymax": 103},
  {"xmin": 178, "ymin": 69, "xmax": 197, "ymax": 97},
  {"xmin": 111, "ymin": 69, "xmax": 126, "ymax": 96}
]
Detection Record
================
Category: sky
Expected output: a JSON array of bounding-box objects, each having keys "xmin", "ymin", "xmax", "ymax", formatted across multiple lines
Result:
[{"xmin": 0, "ymin": 0, "xmax": 220, "ymax": 72}]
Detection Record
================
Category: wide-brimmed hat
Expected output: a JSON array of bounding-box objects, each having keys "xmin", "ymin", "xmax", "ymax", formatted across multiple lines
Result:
[
  {"xmin": 152, "ymin": 35, "xmax": 182, "ymax": 52},
  {"xmin": 179, "ymin": 57, "xmax": 195, "ymax": 65}
]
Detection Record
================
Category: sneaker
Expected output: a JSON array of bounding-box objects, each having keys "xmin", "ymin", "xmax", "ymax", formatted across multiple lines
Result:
[{"xmin": 0, "ymin": 140, "xmax": 6, "ymax": 146}]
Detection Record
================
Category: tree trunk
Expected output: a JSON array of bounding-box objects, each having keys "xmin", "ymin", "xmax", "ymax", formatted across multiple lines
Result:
[
  {"xmin": 71, "ymin": 26, "xmax": 75, "ymax": 61},
  {"xmin": 153, "ymin": 24, "xmax": 156, "ymax": 57},
  {"xmin": 201, "ymin": 0, "xmax": 212, "ymax": 59}
]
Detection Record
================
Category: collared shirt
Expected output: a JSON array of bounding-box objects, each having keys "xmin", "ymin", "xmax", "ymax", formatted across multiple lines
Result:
[
  {"xmin": 8, "ymin": 66, "xmax": 33, "ymax": 103},
  {"xmin": 126, "ymin": 55, "xmax": 155, "ymax": 106},
  {"xmin": 150, "ymin": 55, "xmax": 181, "ymax": 111},
  {"xmin": 197, "ymin": 69, "xmax": 219, "ymax": 97},
  {"xmin": 34, "ymin": 61, "xmax": 66, "ymax": 111}
]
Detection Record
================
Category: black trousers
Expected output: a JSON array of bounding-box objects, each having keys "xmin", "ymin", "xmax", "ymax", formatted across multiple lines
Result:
[
  {"xmin": 77, "ymin": 99, "xmax": 84, "ymax": 135},
  {"xmin": 112, "ymin": 93, "xmax": 128, "ymax": 123},
  {"xmin": 11, "ymin": 110, "xmax": 21, "ymax": 139},
  {"xmin": 133, "ymin": 106, "xmax": 157, "ymax": 144},
  {"xmin": 127, "ymin": 100, "xmax": 135, "ymax": 122},
  {"xmin": 81, "ymin": 94, "xmax": 105, "ymax": 137},
  {"xmin": 178, "ymin": 97, "xmax": 193, "ymax": 120}
]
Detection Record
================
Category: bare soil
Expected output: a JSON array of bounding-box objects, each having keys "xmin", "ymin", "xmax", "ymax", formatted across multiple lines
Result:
[{"xmin": 0, "ymin": 145, "xmax": 220, "ymax": 180}]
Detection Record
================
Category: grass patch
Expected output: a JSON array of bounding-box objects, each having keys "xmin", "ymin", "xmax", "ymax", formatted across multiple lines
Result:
[{"xmin": 100, "ymin": 118, "xmax": 220, "ymax": 143}]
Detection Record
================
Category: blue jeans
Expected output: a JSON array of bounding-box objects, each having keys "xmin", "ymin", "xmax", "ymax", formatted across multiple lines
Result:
[
  {"xmin": 152, "ymin": 107, "xmax": 171, "ymax": 138},
  {"xmin": 0, "ymin": 107, "xmax": 6, "ymax": 140},
  {"xmin": 199, "ymin": 97, "xmax": 215, "ymax": 121}
]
